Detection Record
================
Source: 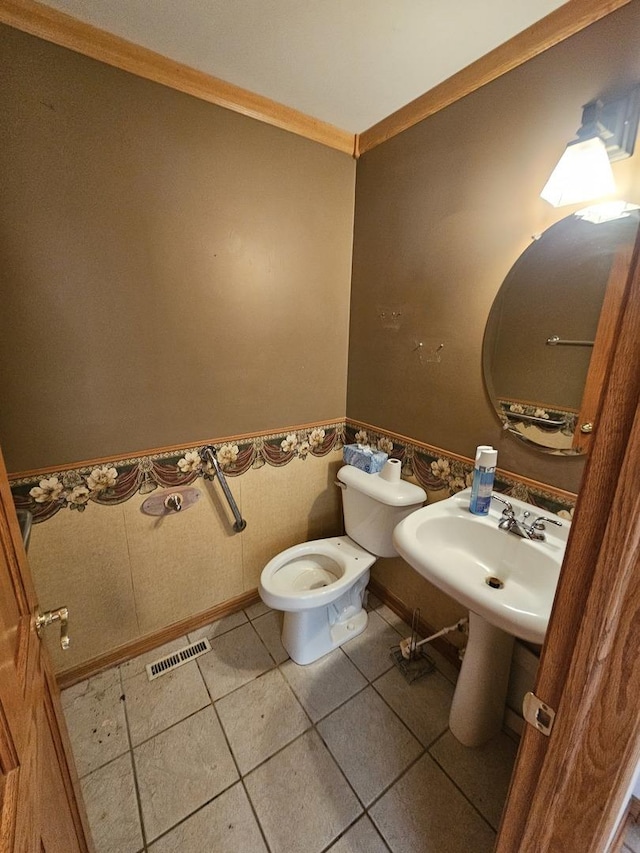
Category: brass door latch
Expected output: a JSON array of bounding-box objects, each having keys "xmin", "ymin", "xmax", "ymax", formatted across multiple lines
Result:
[{"xmin": 35, "ymin": 606, "xmax": 70, "ymax": 650}]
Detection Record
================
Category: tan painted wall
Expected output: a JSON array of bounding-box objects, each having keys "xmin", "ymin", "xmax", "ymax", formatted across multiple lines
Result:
[
  {"xmin": 347, "ymin": 3, "xmax": 640, "ymax": 497},
  {"xmin": 348, "ymin": 4, "xmax": 640, "ymax": 636},
  {"xmin": 0, "ymin": 26, "xmax": 355, "ymax": 473}
]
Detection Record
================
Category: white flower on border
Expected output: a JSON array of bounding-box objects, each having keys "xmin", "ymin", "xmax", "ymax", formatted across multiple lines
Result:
[
  {"xmin": 87, "ymin": 466, "xmax": 118, "ymax": 493},
  {"xmin": 67, "ymin": 485, "xmax": 90, "ymax": 505},
  {"xmin": 534, "ymin": 408, "xmax": 550, "ymax": 419},
  {"xmin": 177, "ymin": 450, "xmax": 202, "ymax": 473},
  {"xmin": 509, "ymin": 403, "xmax": 525, "ymax": 414},
  {"xmin": 354, "ymin": 430, "xmax": 368, "ymax": 444},
  {"xmin": 280, "ymin": 433, "xmax": 298, "ymax": 453},
  {"xmin": 431, "ymin": 458, "xmax": 450, "ymax": 481},
  {"xmin": 297, "ymin": 440, "xmax": 310, "ymax": 459},
  {"xmin": 465, "ymin": 471, "xmax": 474, "ymax": 488},
  {"xmin": 217, "ymin": 443, "xmax": 239, "ymax": 469},
  {"xmin": 449, "ymin": 476, "xmax": 466, "ymax": 493},
  {"xmin": 378, "ymin": 437, "xmax": 393, "ymax": 454},
  {"xmin": 308, "ymin": 428, "xmax": 325, "ymax": 449},
  {"xmin": 29, "ymin": 476, "xmax": 64, "ymax": 503}
]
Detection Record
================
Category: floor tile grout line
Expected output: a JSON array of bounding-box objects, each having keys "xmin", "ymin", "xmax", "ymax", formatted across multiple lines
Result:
[
  {"xmin": 427, "ymin": 739, "xmax": 504, "ymax": 834},
  {"xmin": 246, "ymin": 614, "xmax": 281, "ymax": 666},
  {"xmin": 141, "ymin": 778, "xmax": 248, "ymax": 849},
  {"xmin": 363, "ymin": 748, "xmax": 431, "ymax": 814},
  {"xmin": 115, "ymin": 655, "xmax": 227, "ymax": 846},
  {"xmin": 308, "ymin": 720, "xmax": 370, "ymax": 813},
  {"xmin": 367, "ymin": 670, "xmax": 447, "ymax": 748},
  {"xmin": 276, "ymin": 656, "xmax": 370, "ymax": 724},
  {"xmin": 421, "ymin": 725, "xmax": 454, "ymax": 754},
  {"xmin": 132, "ymin": 650, "xmax": 255, "ymax": 847},
  {"xmin": 214, "ymin": 668, "xmax": 315, "ymax": 777},
  {"xmin": 196, "ymin": 649, "xmax": 274, "ymax": 853},
  {"xmin": 292, "ymin": 645, "xmax": 427, "ymax": 821},
  {"xmin": 316, "ymin": 813, "xmax": 383, "ymax": 853},
  {"xmin": 236, "ymin": 722, "xmax": 367, "ymax": 827},
  {"xmin": 75, "ymin": 745, "xmax": 135, "ymax": 784},
  {"xmin": 123, "ymin": 679, "xmax": 214, "ymax": 751},
  {"xmin": 195, "ymin": 653, "xmax": 279, "ymax": 704},
  {"xmin": 312, "ymin": 680, "xmax": 428, "ymax": 796},
  {"xmin": 117, "ymin": 665, "xmax": 150, "ymax": 852},
  {"xmin": 239, "ymin": 777, "xmax": 275, "ymax": 853}
]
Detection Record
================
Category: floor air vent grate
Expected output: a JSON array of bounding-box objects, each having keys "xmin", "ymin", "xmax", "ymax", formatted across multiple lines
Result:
[{"xmin": 145, "ymin": 638, "xmax": 211, "ymax": 680}]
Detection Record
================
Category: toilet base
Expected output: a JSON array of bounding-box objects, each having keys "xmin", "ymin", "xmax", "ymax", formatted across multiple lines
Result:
[{"xmin": 280, "ymin": 571, "xmax": 370, "ymax": 665}]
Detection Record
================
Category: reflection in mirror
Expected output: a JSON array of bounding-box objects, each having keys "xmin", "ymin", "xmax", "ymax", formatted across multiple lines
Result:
[{"xmin": 483, "ymin": 204, "xmax": 640, "ymax": 455}]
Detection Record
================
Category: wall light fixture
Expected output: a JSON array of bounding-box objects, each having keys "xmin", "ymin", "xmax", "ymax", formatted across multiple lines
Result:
[{"xmin": 540, "ymin": 88, "xmax": 640, "ymax": 208}]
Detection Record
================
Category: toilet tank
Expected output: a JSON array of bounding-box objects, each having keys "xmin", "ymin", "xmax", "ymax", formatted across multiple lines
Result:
[{"xmin": 337, "ymin": 464, "xmax": 426, "ymax": 558}]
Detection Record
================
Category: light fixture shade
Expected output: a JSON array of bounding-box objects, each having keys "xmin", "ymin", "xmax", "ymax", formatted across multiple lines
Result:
[{"xmin": 540, "ymin": 136, "xmax": 616, "ymax": 207}]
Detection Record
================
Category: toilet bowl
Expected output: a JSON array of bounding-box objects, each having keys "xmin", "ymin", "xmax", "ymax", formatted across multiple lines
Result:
[
  {"xmin": 259, "ymin": 536, "xmax": 376, "ymax": 664},
  {"xmin": 259, "ymin": 461, "xmax": 426, "ymax": 665}
]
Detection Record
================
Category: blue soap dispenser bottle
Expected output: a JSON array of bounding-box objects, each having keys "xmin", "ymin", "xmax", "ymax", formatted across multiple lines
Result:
[{"xmin": 469, "ymin": 446, "xmax": 497, "ymax": 516}]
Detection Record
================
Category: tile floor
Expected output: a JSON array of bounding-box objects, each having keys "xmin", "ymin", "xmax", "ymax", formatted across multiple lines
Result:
[
  {"xmin": 625, "ymin": 817, "xmax": 640, "ymax": 853},
  {"xmin": 62, "ymin": 594, "xmax": 519, "ymax": 853}
]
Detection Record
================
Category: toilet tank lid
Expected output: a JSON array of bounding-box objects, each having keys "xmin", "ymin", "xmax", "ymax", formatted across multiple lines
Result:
[{"xmin": 337, "ymin": 465, "xmax": 426, "ymax": 506}]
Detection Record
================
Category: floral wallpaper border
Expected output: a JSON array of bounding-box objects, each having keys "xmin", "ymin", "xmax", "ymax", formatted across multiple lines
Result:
[
  {"xmin": 498, "ymin": 398, "xmax": 578, "ymax": 436},
  {"xmin": 10, "ymin": 420, "xmax": 576, "ymax": 524},
  {"xmin": 343, "ymin": 424, "xmax": 575, "ymax": 520}
]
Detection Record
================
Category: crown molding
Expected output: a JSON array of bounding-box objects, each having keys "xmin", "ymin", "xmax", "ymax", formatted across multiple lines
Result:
[
  {"xmin": 0, "ymin": 0, "xmax": 356, "ymax": 155},
  {"xmin": 0, "ymin": 1, "xmax": 631, "ymax": 157},
  {"xmin": 357, "ymin": 0, "xmax": 633, "ymax": 155}
]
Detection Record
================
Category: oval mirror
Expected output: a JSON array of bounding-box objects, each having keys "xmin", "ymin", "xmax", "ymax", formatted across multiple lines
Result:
[{"xmin": 483, "ymin": 204, "xmax": 639, "ymax": 454}]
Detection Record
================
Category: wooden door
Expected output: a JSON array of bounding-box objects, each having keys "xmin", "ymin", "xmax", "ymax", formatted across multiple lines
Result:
[
  {"xmin": 496, "ymin": 225, "xmax": 640, "ymax": 849},
  {"xmin": 0, "ymin": 446, "xmax": 92, "ymax": 852},
  {"xmin": 572, "ymin": 244, "xmax": 632, "ymax": 453}
]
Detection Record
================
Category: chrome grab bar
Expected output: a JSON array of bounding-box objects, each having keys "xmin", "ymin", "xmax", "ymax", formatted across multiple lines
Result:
[{"xmin": 200, "ymin": 446, "xmax": 247, "ymax": 532}]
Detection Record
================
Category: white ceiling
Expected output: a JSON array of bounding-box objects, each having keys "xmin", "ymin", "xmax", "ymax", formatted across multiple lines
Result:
[{"xmin": 40, "ymin": 0, "xmax": 566, "ymax": 133}]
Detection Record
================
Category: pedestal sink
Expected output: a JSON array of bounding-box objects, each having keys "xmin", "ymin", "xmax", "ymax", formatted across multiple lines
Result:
[{"xmin": 393, "ymin": 487, "xmax": 569, "ymax": 746}]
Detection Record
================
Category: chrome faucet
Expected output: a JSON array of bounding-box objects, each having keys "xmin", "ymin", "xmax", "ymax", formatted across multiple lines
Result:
[
  {"xmin": 526, "ymin": 516, "xmax": 563, "ymax": 541},
  {"xmin": 491, "ymin": 494, "xmax": 562, "ymax": 541}
]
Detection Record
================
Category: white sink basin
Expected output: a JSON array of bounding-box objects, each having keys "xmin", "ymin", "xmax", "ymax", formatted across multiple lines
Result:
[
  {"xmin": 393, "ymin": 487, "xmax": 570, "ymax": 746},
  {"xmin": 393, "ymin": 488, "xmax": 568, "ymax": 644}
]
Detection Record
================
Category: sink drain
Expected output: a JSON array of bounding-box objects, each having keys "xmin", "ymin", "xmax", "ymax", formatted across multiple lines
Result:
[{"xmin": 486, "ymin": 576, "xmax": 504, "ymax": 590}]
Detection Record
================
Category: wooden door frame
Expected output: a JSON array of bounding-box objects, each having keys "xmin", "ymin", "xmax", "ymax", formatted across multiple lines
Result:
[
  {"xmin": 496, "ymin": 227, "xmax": 640, "ymax": 848},
  {"xmin": 0, "ymin": 448, "xmax": 94, "ymax": 851}
]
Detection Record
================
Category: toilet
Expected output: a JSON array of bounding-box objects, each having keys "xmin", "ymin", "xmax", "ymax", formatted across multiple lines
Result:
[{"xmin": 259, "ymin": 459, "xmax": 426, "ymax": 664}]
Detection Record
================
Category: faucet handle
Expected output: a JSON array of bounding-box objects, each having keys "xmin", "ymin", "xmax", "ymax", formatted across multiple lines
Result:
[
  {"xmin": 491, "ymin": 494, "xmax": 514, "ymax": 517},
  {"xmin": 532, "ymin": 516, "xmax": 562, "ymax": 531}
]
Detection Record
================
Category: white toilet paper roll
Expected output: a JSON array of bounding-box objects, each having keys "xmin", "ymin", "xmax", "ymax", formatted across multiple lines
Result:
[{"xmin": 379, "ymin": 458, "xmax": 401, "ymax": 482}]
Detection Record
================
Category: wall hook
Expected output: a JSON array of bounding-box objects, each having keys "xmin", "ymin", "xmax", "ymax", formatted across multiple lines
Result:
[
  {"xmin": 413, "ymin": 340, "xmax": 444, "ymax": 364},
  {"xmin": 141, "ymin": 487, "xmax": 201, "ymax": 516}
]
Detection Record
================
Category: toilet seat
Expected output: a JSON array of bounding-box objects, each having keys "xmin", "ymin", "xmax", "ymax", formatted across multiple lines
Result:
[{"xmin": 259, "ymin": 535, "xmax": 376, "ymax": 612}]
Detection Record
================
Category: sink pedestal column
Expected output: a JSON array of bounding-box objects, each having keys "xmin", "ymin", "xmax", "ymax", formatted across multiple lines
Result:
[{"xmin": 449, "ymin": 610, "xmax": 515, "ymax": 747}]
